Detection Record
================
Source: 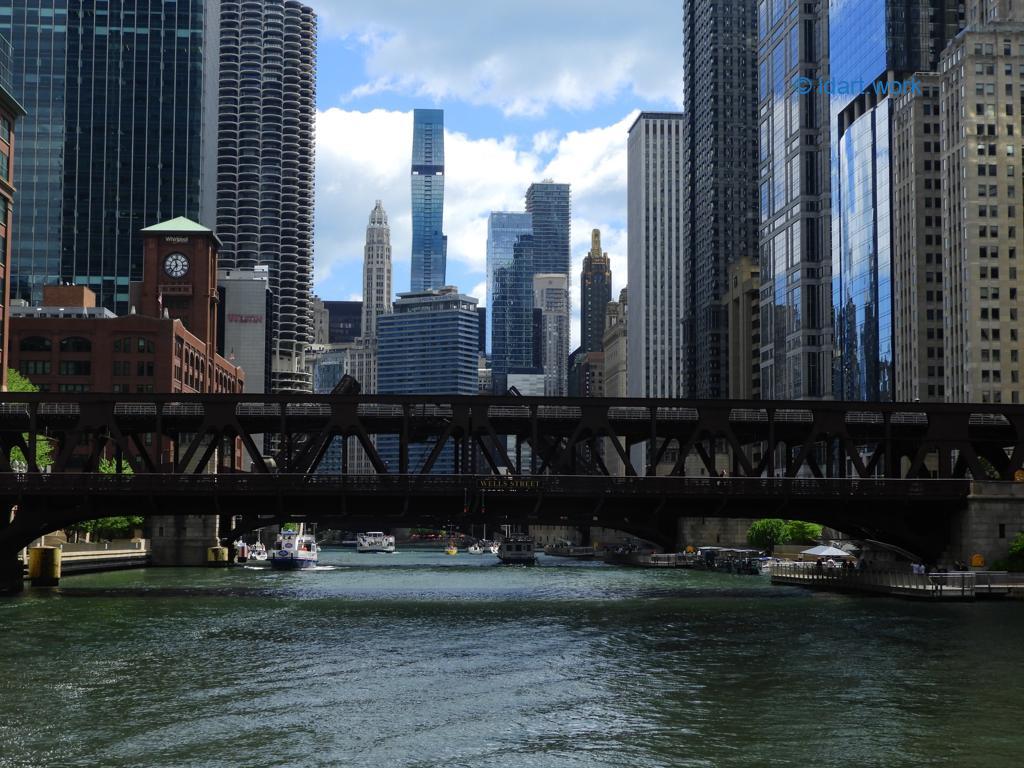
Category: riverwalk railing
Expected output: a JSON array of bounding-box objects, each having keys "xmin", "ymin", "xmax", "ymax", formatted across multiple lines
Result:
[{"xmin": 769, "ymin": 562, "xmax": 978, "ymax": 599}]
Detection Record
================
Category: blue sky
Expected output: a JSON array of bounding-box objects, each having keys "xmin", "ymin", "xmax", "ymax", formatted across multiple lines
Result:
[{"xmin": 305, "ymin": 0, "xmax": 682, "ymax": 345}]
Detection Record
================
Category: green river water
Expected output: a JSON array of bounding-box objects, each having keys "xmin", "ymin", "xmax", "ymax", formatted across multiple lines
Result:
[{"xmin": 1, "ymin": 548, "xmax": 1022, "ymax": 767}]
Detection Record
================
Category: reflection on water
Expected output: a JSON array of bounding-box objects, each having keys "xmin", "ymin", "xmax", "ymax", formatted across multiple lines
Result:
[{"xmin": 1, "ymin": 548, "xmax": 1022, "ymax": 768}]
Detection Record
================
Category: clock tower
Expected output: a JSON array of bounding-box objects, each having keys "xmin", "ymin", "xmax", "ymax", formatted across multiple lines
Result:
[{"xmin": 139, "ymin": 217, "xmax": 221, "ymax": 344}]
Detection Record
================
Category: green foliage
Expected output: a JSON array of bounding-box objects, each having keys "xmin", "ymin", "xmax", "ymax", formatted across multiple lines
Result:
[
  {"xmin": 781, "ymin": 520, "xmax": 824, "ymax": 545},
  {"xmin": 281, "ymin": 522, "xmax": 299, "ymax": 532},
  {"xmin": 98, "ymin": 456, "xmax": 134, "ymax": 475},
  {"xmin": 747, "ymin": 519, "xmax": 786, "ymax": 552},
  {"xmin": 747, "ymin": 518, "xmax": 825, "ymax": 552},
  {"xmin": 6, "ymin": 369, "xmax": 54, "ymax": 471},
  {"xmin": 1009, "ymin": 531, "xmax": 1024, "ymax": 557}
]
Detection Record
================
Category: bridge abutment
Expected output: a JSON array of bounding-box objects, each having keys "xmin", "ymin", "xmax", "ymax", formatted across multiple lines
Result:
[
  {"xmin": 148, "ymin": 515, "xmax": 221, "ymax": 567},
  {"xmin": 944, "ymin": 482, "xmax": 1024, "ymax": 568}
]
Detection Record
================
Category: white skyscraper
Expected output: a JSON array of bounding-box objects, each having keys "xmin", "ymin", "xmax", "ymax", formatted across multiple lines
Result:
[
  {"xmin": 533, "ymin": 273, "xmax": 569, "ymax": 397},
  {"xmin": 362, "ymin": 200, "xmax": 393, "ymax": 340},
  {"xmin": 626, "ymin": 112, "xmax": 685, "ymax": 400}
]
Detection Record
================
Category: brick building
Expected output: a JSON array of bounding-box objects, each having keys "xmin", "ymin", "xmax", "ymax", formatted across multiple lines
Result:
[{"xmin": 10, "ymin": 218, "xmax": 243, "ymax": 398}]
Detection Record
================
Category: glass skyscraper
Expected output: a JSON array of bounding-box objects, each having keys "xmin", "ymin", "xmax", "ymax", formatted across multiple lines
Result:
[
  {"xmin": 486, "ymin": 211, "xmax": 533, "ymax": 391},
  {"xmin": 829, "ymin": 0, "xmax": 962, "ymax": 400},
  {"xmin": 410, "ymin": 108, "xmax": 446, "ymax": 292},
  {"xmin": 756, "ymin": 0, "xmax": 831, "ymax": 400},
  {"xmin": 2, "ymin": 0, "xmax": 215, "ymax": 312},
  {"xmin": 524, "ymin": 182, "xmax": 571, "ymax": 275}
]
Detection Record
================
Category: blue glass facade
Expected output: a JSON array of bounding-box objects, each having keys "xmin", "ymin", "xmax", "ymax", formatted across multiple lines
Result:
[
  {"xmin": 486, "ymin": 211, "xmax": 532, "ymax": 390},
  {"xmin": 832, "ymin": 105, "xmax": 892, "ymax": 400},
  {"xmin": 828, "ymin": 0, "xmax": 962, "ymax": 400},
  {"xmin": 410, "ymin": 108, "xmax": 446, "ymax": 292},
  {"xmin": 2, "ymin": 0, "xmax": 211, "ymax": 312},
  {"xmin": 377, "ymin": 289, "xmax": 479, "ymax": 473}
]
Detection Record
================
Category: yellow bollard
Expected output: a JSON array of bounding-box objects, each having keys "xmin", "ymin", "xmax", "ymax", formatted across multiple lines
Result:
[
  {"xmin": 206, "ymin": 546, "xmax": 230, "ymax": 567},
  {"xmin": 28, "ymin": 546, "xmax": 61, "ymax": 587}
]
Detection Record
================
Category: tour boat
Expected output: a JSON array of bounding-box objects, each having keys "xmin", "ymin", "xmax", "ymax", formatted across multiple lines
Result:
[
  {"xmin": 269, "ymin": 529, "xmax": 319, "ymax": 570},
  {"xmin": 544, "ymin": 541, "xmax": 596, "ymax": 559},
  {"xmin": 249, "ymin": 541, "xmax": 268, "ymax": 562},
  {"xmin": 357, "ymin": 531, "xmax": 396, "ymax": 553},
  {"xmin": 497, "ymin": 534, "xmax": 536, "ymax": 565}
]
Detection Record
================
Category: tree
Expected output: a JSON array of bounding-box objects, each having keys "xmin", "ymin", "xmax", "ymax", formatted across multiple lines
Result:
[
  {"xmin": 6, "ymin": 368, "xmax": 54, "ymax": 470},
  {"xmin": 781, "ymin": 520, "xmax": 823, "ymax": 545},
  {"xmin": 747, "ymin": 519, "xmax": 786, "ymax": 553}
]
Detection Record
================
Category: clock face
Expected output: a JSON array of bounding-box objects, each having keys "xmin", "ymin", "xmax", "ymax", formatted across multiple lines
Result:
[{"xmin": 163, "ymin": 252, "xmax": 190, "ymax": 279}]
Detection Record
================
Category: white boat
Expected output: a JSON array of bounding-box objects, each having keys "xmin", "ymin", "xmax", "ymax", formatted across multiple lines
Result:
[
  {"xmin": 249, "ymin": 542, "xmax": 268, "ymax": 562},
  {"xmin": 497, "ymin": 534, "xmax": 536, "ymax": 565},
  {"xmin": 357, "ymin": 531, "xmax": 396, "ymax": 553},
  {"xmin": 270, "ymin": 529, "xmax": 319, "ymax": 570},
  {"xmin": 467, "ymin": 543, "xmax": 484, "ymax": 554}
]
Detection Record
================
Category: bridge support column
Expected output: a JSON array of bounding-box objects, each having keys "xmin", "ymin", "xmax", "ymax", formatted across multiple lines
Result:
[{"xmin": 945, "ymin": 482, "xmax": 1024, "ymax": 568}]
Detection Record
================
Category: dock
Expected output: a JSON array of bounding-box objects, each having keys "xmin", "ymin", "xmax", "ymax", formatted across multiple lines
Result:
[{"xmin": 770, "ymin": 562, "xmax": 1022, "ymax": 600}]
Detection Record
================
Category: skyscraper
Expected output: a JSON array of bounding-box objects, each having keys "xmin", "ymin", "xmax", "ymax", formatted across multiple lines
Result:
[
  {"xmin": 487, "ymin": 211, "xmax": 533, "ymax": 391},
  {"xmin": 829, "ymin": 0, "xmax": 962, "ymax": 401},
  {"xmin": 525, "ymin": 181, "xmax": 571, "ymax": 276},
  {"xmin": 410, "ymin": 108, "xmax": 446, "ymax": 292},
  {"xmin": 361, "ymin": 200, "xmax": 392, "ymax": 340},
  {"xmin": 682, "ymin": 0, "xmax": 759, "ymax": 399},
  {"xmin": 533, "ymin": 273, "xmax": 569, "ymax": 397},
  {"xmin": 377, "ymin": 288, "xmax": 479, "ymax": 473},
  {"xmin": 756, "ymin": 0, "xmax": 832, "ymax": 400},
  {"xmin": 581, "ymin": 229, "xmax": 612, "ymax": 355},
  {"xmin": 627, "ymin": 112, "xmax": 685, "ymax": 400},
  {"xmin": 217, "ymin": 0, "xmax": 317, "ymax": 393},
  {"xmin": 5, "ymin": 1, "xmax": 216, "ymax": 312}
]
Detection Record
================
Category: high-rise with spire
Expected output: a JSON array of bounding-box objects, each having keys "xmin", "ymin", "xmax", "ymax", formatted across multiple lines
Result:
[
  {"xmin": 410, "ymin": 108, "xmax": 447, "ymax": 292},
  {"xmin": 362, "ymin": 200, "xmax": 392, "ymax": 339},
  {"xmin": 581, "ymin": 229, "xmax": 612, "ymax": 354}
]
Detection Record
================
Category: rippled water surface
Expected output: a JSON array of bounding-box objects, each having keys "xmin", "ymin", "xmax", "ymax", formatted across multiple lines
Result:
[{"xmin": 2, "ymin": 548, "xmax": 1023, "ymax": 767}]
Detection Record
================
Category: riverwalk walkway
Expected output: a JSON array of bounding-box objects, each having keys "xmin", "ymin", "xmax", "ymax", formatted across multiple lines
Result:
[{"xmin": 770, "ymin": 562, "xmax": 1021, "ymax": 600}]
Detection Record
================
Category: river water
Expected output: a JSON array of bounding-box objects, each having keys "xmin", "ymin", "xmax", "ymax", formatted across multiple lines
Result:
[{"xmin": 1, "ymin": 548, "xmax": 1022, "ymax": 768}]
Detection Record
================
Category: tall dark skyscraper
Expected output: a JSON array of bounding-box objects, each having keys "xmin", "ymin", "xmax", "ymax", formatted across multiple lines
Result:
[
  {"xmin": 216, "ymin": 0, "xmax": 318, "ymax": 393},
  {"xmin": 682, "ymin": 0, "xmax": 759, "ymax": 399},
  {"xmin": 410, "ymin": 108, "xmax": 446, "ymax": 292},
  {"xmin": 829, "ymin": 0, "xmax": 962, "ymax": 401},
  {"xmin": 581, "ymin": 229, "xmax": 611, "ymax": 354},
  {"xmin": 525, "ymin": 181, "xmax": 571, "ymax": 276},
  {"xmin": 4, "ymin": 1, "xmax": 215, "ymax": 311},
  {"xmin": 3, "ymin": 1, "xmax": 318, "ymax": 392}
]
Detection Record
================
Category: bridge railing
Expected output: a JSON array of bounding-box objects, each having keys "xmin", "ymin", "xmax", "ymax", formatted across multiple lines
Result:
[{"xmin": 769, "ymin": 562, "xmax": 976, "ymax": 598}]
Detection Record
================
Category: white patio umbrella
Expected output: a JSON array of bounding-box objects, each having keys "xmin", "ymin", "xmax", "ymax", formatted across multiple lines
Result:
[{"xmin": 801, "ymin": 545, "xmax": 852, "ymax": 558}]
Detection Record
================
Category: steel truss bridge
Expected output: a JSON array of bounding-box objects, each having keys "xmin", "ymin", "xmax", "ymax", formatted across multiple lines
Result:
[{"xmin": 0, "ymin": 393, "xmax": 1021, "ymax": 559}]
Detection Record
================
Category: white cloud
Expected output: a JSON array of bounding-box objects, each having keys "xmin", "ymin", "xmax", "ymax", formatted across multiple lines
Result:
[
  {"xmin": 313, "ymin": 108, "xmax": 635, "ymax": 347},
  {"xmin": 306, "ymin": 0, "xmax": 681, "ymax": 116}
]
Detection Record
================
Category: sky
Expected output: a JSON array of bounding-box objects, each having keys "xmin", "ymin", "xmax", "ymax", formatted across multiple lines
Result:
[{"xmin": 305, "ymin": 0, "xmax": 682, "ymax": 348}]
